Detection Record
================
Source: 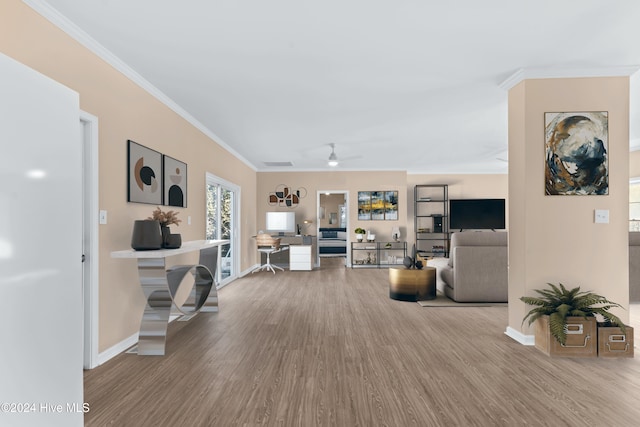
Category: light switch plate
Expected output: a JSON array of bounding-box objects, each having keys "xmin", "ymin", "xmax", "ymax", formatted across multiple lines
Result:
[
  {"xmin": 594, "ymin": 209, "xmax": 609, "ymax": 224},
  {"xmin": 99, "ymin": 210, "xmax": 107, "ymax": 224}
]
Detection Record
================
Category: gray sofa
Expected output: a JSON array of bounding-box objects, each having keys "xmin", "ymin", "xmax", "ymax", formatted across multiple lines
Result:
[
  {"xmin": 629, "ymin": 232, "xmax": 640, "ymax": 302},
  {"xmin": 440, "ymin": 231, "xmax": 508, "ymax": 302}
]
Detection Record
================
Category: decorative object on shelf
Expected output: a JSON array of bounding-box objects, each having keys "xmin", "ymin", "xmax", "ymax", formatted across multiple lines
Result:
[
  {"xmin": 545, "ymin": 112, "xmax": 608, "ymax": 196},
  {"xmin": 148, "ymin": 206, "xmax": 182, "ymax": 249},
  {"xmin": 268, "ymin": 184, "xmax": 307, "ymax": 208},
  {"xmin": 127, "ymin": 140, "xmax": 163, "ymax": 205},
  {"xmin": 367, "ymin": 230, "xmax": 376, "ymax": 242},
  {"xmin": 403, "ymin": 256, "xmax": 413, "ymax": 269},
  {"xmin": 357, "ymin": 191, "xmax": 398, "ymax": 220},
  {"xmin": 520, "ymin": 282, "xmax": 625, "ymax": 357},
  {"xmin": 163, "ymin": 155, "xmax": 187, "ymax": 208},
  {"xmin": 131, "ymin": 220, "xmax": 162, "ymax": 250},
  {"xmin": 391, "ymin": 226, "xmax": 400, "ymax": 242},
  {"xmin": 355, "ymin": 227, "xmax": 366, "ymax": 241}
]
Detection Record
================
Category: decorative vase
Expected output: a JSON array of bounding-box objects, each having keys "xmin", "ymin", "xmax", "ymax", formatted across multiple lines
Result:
[
  {"xmin": 356, "ymin": 234, "xmax": 364, "ymax": 242},
  {"xmin": 161, "ymin": 225, "xmax": 171, "ymax": 248},
  {"xmin": 415, "ymin": 260, "xmax": 423, "ymax": 270},
  {"xmin": 165, "ymin": 233, "xmax": 182, "ymax": 249},
  {"xmin": 131, "ymin": 220, "xmax": 162, "ymax": 250},
  {"xmin": 403, "ymin": 256, "xmax": 413, "ymax": 269}
]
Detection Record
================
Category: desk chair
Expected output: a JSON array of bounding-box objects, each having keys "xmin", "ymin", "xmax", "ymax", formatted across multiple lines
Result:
[{"xmin": 252, "ymin": 234, "xmax": 287, "ymax": 274}]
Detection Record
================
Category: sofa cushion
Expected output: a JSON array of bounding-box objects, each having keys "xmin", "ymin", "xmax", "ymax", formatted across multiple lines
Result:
[{"xmin": 448, "ymin": 231, "xmax": 507, "ymax": 267}]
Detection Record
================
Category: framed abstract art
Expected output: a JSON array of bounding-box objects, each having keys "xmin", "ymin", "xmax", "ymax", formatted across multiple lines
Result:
[{"xmin": 127, "ymin": 140, "xmax": 163, "ymax": 205}]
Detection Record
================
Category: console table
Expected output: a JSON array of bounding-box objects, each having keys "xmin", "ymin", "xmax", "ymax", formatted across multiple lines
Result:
[{"xmin": 111, "ymin": 239, "xmax": 228, "ymax": 355}]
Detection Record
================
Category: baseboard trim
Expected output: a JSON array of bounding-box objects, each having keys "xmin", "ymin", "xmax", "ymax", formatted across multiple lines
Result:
[
  {"xmin": 95, "ymin": 316, "xmax": 182, "ymax": 367},
  {"xmin": 97, "ymin": 333, "xmax": 138, "ymax": 366},
  {"xmin": 505, "ymin": 326, "xmax": 535, "ymax": 346}
]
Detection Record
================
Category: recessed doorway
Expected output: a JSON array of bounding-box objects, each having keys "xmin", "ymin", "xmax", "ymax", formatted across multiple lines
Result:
[{"xmin": 317, "ymin": 190, "xmax": 349, "ymax": 267}]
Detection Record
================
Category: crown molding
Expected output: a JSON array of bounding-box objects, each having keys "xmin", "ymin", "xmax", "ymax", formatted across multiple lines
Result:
[
  {"xmin": 23, "ymin": 0, "xmax": 257, "ymax": 171},
  {"xmin": 499, "ymin": 66, "xmax": 640, "ymax": 91}
]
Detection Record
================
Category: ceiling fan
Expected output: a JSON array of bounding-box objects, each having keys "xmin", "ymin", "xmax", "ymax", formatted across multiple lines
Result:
[{"xmin": 327, "ymin": 143, "xmax": 339, "ymax": 167}]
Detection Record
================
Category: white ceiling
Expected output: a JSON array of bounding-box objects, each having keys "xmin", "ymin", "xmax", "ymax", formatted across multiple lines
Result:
[{"xmin": 34, "ymin": 0, "xmax": 640, "ymax": 173}]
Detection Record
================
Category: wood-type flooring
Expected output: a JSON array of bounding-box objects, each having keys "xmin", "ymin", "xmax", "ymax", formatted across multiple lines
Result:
[{"xmin": 84, "ymin": 258, "xmax": 640, "ymax": 426}]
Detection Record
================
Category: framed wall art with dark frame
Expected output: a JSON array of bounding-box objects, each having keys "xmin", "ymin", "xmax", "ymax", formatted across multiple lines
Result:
[
  {"xmin": 127, "ymin": 139, "xmax": 163, "ymax": 205},
  {"xmin": 163, "ymin": 155, "xmax": 187, "ymax": 208}
]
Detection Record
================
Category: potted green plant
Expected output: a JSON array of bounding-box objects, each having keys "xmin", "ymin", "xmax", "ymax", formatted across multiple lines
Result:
[
  {"xmin": 520, "ymin": 283, "xmax": 625, "ymax": 357},
  {"xmin": 354, "ymin": 227, "xmax": 366, "ymax": 241}
]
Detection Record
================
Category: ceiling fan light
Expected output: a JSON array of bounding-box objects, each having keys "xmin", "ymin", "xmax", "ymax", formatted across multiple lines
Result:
[{"xmin": 327, "ymin": 143, "xmax": 339, "ymax": 166}]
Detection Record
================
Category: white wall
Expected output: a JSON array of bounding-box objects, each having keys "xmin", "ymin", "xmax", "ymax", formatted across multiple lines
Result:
[{"xmin": 0, "ymin": 53, "xmax": 84, "ymax": 426}]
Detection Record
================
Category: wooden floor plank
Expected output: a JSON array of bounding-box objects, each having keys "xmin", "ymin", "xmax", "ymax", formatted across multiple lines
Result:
[{"xmin": 84, "ymin": 258, "xmax": 640, "ymax": 426}]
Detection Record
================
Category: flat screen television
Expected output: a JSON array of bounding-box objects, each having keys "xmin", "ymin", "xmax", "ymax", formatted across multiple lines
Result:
[
  {"xmin": 266, "ymin": 211, "xmax": 296, "ymax": 234},
  {"xmin": 449, "ymin": 199, "xmax": 506, "ymax": 231}
]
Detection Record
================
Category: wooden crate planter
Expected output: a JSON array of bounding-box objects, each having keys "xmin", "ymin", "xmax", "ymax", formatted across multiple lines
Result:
[
  {"xmin": 598, "ymin": 324, "xmax": 634, "ymax": 358},
  {"xmin": 535, "ymin": 316, "xmax": 597, "ymax": 358}
]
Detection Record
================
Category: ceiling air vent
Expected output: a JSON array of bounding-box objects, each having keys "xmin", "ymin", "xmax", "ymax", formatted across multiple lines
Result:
[{"xmin": 263, "ymin": 161, "xmax": 294, "ymax": 167}]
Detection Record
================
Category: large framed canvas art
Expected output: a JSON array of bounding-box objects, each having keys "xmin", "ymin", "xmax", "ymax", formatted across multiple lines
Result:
[{"xmin": 544, "ymin": 112, "xmax": 608, "ymax": 195}]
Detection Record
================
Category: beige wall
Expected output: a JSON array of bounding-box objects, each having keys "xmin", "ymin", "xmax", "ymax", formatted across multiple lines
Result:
[
  {"xmin": 508, "ymin": 77, "xmax": 630, "ymax": 334},
  {"xmin": 256, "ymin": 172, "xmax": 508, "ymax": 249},
  {"xmin": 1, "ymin": 0, "xmax": 258, "ymax": 352},
  {"xmin": 256, "ymin": 171, "xmax": 409, "ymax": 243}
]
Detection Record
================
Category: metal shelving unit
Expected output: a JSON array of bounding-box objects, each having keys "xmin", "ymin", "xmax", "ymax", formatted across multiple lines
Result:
[
  {"xmin": 414, "ymin": 184, "xmax": 449, "ymax": 257},
  {"xmin": 351, "ymin": 241, "xmax": 407, "ymax": 268}
]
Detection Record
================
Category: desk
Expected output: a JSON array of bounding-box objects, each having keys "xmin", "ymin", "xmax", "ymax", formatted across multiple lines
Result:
[{"xmin": 111, "ymin": 239, "xmax": 228, "ymax": 355}]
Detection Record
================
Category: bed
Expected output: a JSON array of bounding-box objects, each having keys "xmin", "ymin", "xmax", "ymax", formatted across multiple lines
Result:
[{"xmin": 318, "ymin": 228, "xmax": 347, "ymax": 256}]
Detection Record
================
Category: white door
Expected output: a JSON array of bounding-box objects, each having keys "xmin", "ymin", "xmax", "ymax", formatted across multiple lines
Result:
[
  {"xmin": 206, "ymin": 173, "xmax": 240, "ymax": 286},
  {"xmin": 0, "ymin": 53, "xmax": 84, "ymax": 426}
]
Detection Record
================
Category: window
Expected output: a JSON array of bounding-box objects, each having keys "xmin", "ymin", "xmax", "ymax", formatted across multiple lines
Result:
[{"xmin": 630, "ymin": 178, "xmax": 640, "ymax": 231}]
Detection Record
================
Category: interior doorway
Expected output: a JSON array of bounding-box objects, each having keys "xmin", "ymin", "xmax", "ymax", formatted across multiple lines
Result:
[
  {"xmin": 81, "ymin": 111, "xmax": 99, "ymax": 369},
  {"xmin": 317, "ymin": 190, "xmax": 349, "ymax": 267}
]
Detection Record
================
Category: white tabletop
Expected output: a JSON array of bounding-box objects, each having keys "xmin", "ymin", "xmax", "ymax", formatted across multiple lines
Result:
[{"xmin": 111, "ymin": 239, "xmax": 229, "ymax": 259}]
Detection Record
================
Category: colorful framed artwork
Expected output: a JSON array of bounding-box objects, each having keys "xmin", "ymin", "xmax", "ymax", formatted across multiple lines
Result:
[
  {"xmin": 545, "ymin": 112, "xmax": 608, "ymax": 195},
  {"xmin": 358, "ymin": 191, "xmax": 371, "ymax": 220},
  {"xmin": 358, "ymin": 191, "xmax": 398, "ymax": 220},
  {"xmin": 384, "ymin": 191, "xmax": 398, "ymax": 220},
  {"xmin": 127, "ymin": 140, "xmax": 163, "ymax": 205},
  {"xmin": 163, "ymin": 155, "xmax": 187, "ymax": 207}
]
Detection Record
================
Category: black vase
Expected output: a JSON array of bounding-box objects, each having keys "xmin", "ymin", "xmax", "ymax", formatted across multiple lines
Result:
[
  {"xmin": 403, "ymin": 256, "xmax": 414, "ymax": 269},
  {"xmin": 131, "ymin": 220, "xmax": 162, "ymax": 250},
  {"xmin": 161, "ymin": 225, "xmax": 170, "ymax": 247},
  {"xmin": 165, "ymin": 233, "xmax": 182, "ymax": 249}
]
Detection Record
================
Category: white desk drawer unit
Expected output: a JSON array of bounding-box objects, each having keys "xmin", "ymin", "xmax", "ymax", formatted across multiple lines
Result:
[{"xmin": 289, "ymin": 245, "xmax": 313, "ymax": 270}]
